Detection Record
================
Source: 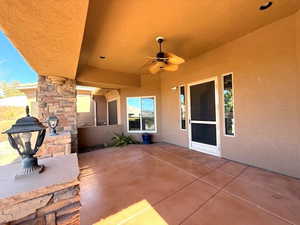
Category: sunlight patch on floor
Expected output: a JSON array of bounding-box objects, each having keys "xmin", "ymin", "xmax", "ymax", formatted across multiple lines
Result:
[{"xmin": 94, "ymin": 200, "xmax": 168, "ymax": 225}]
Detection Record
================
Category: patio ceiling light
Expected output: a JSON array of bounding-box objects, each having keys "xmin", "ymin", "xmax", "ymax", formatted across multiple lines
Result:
[
  {"xmin": 260, "ymin": 2, "xmax": 273, "ymax": 10},
  {"xmin": 2, "ymin": 106, "xmax": 46, "ymax": 179}
]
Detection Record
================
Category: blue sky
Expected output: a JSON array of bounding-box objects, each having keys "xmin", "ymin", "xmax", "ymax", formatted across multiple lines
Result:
[
  {"xmin": 127, "ymin": 97, "xmax": 154, "ymax": 112},
  {"xmin": 0, "ymin": 31, "xmax": 37, "ymax": 84}
]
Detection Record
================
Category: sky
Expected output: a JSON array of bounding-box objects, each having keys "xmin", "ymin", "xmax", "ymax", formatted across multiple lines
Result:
[
  {"xmin": 127, "ymin": 97, "xmax": 155, "ymax": 114},
  {"xmin": 0, "ymin": 31, "xmax": 37, "ymax": 84}
]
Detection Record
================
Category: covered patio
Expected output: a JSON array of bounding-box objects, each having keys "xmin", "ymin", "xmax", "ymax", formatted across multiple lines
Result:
[
  {"xmin": 79, "ymin": 144, "xmax": 300, "ymax": 225},
  {"xmin": 0, "ymin": 0, "xmax": 299, "ymax": 224}
]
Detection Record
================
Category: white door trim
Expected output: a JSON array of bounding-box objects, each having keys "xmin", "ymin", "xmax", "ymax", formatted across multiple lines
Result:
[{"xmin": 187, "ymin": 76, "xmax": 221, "ymax": 157}]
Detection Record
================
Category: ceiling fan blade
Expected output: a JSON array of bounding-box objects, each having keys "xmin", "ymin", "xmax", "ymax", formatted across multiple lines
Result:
[
  {"xmin": 136, "ymin": 58, "xmax": 154, "ymax": 74},
  {"xmin": 148, "ymin": 61, "xmax": 164, "ymax": 74},
  {"xmin": 163, "ymin": 64, "xmax": 179, "ymax": 72},
  {"xmin": 166, "ymin": 52, "xmax": 185, "ymax": 65},
  {"xmin": 145, "ymin": 56, "xmax": 157, "ymax": 60}
]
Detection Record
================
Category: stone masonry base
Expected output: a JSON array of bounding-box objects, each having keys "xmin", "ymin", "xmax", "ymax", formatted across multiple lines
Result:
[
  {"xmin": 38, "ymin": 132, "xmax": 72, "ymax": 157},
  {"xmin": 0, "ymin": 183, "xmax": 81, "ymax": 225},
  {"xmin": 0, "ymin": 155, "xmax": 80, "ymax": 225}
]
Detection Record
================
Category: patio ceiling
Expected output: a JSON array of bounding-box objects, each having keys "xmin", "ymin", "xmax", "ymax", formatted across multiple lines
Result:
[
  {"xmin": 80, "ymin": 0, "xmax": 300, "ymax": 75},
  {"xmin": 0, "ymin": 0, "xmax": 299, "ymax": 85},
  {"xmin": 0, "ymin": 0, "xmax": 89, "ymax": 79}
]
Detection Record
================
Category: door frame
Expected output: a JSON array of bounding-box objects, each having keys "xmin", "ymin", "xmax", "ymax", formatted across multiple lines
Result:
[{"xmin": 187, "ymin": 76, "xmax": 221, "ymax": 157}]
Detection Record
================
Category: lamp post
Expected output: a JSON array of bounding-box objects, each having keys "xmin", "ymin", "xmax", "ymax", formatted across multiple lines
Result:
[
  {"xmin": 2, "ymin": 106, "xmax": 46, "ymax": 179},
  {"xmin": 47, "ymin": 115, "xmax": 59, "ymax": 136}
]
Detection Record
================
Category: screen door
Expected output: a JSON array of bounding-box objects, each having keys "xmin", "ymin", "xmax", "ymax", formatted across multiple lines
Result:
[{"xmin": 188, "ymin": 78, "xmax": 220, "ymax": 156}]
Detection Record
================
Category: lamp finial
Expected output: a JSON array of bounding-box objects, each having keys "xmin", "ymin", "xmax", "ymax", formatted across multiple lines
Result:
[{"xmin": 26, "ymin": 106, "xmax": 30, "ymax": 117}]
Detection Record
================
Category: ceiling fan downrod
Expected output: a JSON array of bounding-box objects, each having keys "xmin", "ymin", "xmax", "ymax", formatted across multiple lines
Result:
[{"xmin": 155, "ymin": 36, "xmax": 166, "ymax": 61}]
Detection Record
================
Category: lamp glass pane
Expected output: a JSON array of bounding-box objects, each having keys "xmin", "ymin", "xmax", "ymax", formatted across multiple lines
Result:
[{"xmin": 12, "ymin": 131, "xmax": 38, "ymax": 152}]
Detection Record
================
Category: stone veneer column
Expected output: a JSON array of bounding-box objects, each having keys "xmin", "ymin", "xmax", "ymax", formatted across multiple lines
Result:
[{"xmin": 37, "ymin": 75, "xmax": 78, "ymax": 152}]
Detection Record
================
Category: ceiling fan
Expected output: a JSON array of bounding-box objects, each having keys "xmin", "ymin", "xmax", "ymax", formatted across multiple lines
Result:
[{"xmin": 146, "ymin": 37, "xmax": 185, "ymax": 74}]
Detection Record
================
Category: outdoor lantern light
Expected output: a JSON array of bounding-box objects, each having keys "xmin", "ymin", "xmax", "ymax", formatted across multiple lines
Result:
[
  {"xmin": 2, "ymin": 106, "xmax": 46, "ymax": 179},
  {"xmin": 47, "ymin": 115, "xmax": 59, "ymax": 136}
]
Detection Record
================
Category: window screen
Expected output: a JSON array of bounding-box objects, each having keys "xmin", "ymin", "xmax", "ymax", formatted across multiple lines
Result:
[
  {"xmin": 127, "ymin": 98, "xmax": 141, "ymax": 131},
  {"xmin": 191, "ymin": 123, "xmax": 217, "ymax": 145},
  {"xmin": 223, "ymin": 74, "xmax": 235, "ymax": 136},
  {"xmin": 141, "ymin": 97, "xmax": 155, "ymax": 131},
  {"xmin": 190, "ymin": 81, "xmax": 216, "ymax": 121}
]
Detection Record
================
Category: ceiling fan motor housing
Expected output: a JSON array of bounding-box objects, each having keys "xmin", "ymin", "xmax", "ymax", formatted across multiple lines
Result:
[
  {"xmin": 156, "ymin": 52, "xmax": 167, "ymax": 62},
  {"xmin": 155, "ymin": 36, "xmax": 168, "ymax": 62}
]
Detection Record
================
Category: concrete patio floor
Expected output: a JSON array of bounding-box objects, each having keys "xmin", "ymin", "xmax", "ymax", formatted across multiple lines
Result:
[{"xmin": 79, "ymin": 143, "xmax": 300, "ymax": 225}]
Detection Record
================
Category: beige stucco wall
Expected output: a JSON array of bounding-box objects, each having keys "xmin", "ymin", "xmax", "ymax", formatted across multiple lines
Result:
[
  {"xmin": 159, "ymin": 12, "xmax": 300, "ymax": 178},
  {"xmin": 77, "ymin": 102, "xmax": 95, "ymax": 128},
  {"xmin": 297, "ymin": 10, "xmax": 300, "ymax": 73},
  {"xmin": 120, "ymin": 74, "xmax": 162, "ymax": 142},
  {"xmin": 76, "ymin": 89, "xmax": 95, "ymax": 128},
  {"xmin": 78, "ymin": 125, "xmax": 123, "ymax": 148}
]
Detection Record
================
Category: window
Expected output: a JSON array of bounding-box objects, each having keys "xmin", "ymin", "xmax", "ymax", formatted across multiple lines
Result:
[
  {"xmin": 108, "ymin": 100, "xmax": 118, "ymax": 125},
  {"xmin": 127, "ymin": 96, "xmax": 156, "ymax": 132},
  {"xmin": 223, "ymin": 74, "xmax": 235, "ymax": 136},
  {"xmin": 179, "ymin": 85, "xmax": 186, "ymax": 130},
  {"xmin": 76, "ymin": 94, "xmax": 91, "ymax": 113}
]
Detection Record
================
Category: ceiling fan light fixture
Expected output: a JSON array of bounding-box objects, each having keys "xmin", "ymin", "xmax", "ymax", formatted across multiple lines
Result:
[
  {"xmin": 260, "ymin": 1, "xmax": 272, "ymax": 10},
  {"xmin": 99, "ymin": 56, "xmax": 107, "ymax": 59},
  {"xmin": 156, "ymin": 52, "xmax": 166, "ymax": 60}
]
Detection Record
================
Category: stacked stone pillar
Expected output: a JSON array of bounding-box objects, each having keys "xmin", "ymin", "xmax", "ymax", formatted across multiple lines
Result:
[{"xmin": 37, "ymin": 75, "xmax": 78, "ymax": 153}]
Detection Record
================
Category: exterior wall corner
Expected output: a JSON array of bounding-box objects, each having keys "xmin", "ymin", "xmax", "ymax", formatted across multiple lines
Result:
[{"xmin": 37, "ymin": 75, "xmax": 78, "ymax": 153}]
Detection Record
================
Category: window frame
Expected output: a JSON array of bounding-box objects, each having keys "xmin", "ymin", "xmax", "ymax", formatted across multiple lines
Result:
[
  {"xmin": 179, "ymin": 84, "xmax": 187, "ymax": 131},
  {"xmin": 221, "ymin": 73, "xmax": 236, "ymax": 137},
  {"xmin": 126, "ymin": 96, "xmax": 157, "ymax": 133}
]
